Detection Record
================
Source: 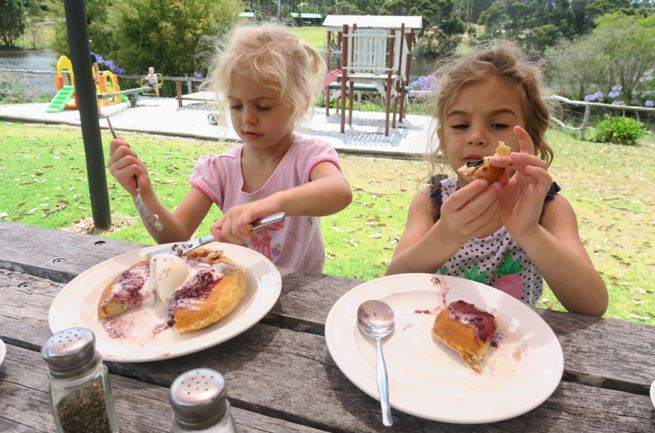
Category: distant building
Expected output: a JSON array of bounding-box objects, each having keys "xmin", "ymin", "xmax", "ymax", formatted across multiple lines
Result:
[
  {"xmin": 237, "ymin": 11, "xmax": 256, "ymax": 22},
  {"xmin": 289, "ymin": 12, "xmax": 322, "ymax": 26}
]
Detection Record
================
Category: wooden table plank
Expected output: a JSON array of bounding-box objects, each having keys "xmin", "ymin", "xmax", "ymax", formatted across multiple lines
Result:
[
  {"xmin": 3, "ymin": 327, "xmax": 654, "ymax": 433},
  {"xmin": 0, "ymin": 221, "xmax": 144, "ymax": 283},
  {"xmin": 0, "ymin": 345, "xmax": 333, "ymax": 433}
]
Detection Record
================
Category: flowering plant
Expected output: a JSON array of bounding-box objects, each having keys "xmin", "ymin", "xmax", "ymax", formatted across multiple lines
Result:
[
  {"xmin": 584, "ymin": 91, "xmax": 604, "ymax": 102},
  {"xmin": 96, "ymin": 55, "xmax": 127, "ymax": 75},
  {"xmin": 409, "ymin": 75, "xmax": 439, "ymax": 92}
]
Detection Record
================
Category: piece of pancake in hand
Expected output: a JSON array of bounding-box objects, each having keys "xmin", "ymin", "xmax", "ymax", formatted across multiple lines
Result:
[
  {"xmin": 432, "ymin": 300, "xmax": 497, "ymax": 372},
  {"xmin": 457, "ymin": 142, "xmax": 511, "ymax": 183}
]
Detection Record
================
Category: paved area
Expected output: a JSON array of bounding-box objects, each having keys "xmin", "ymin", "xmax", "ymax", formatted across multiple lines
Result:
[{"xmin": 0, "ymin": 95, "xmax": 435, "ymax": 158}]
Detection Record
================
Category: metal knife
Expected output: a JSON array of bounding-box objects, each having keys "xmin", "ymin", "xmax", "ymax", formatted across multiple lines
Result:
[{"xmin": 145, "ymin": 212, "xmax": 285, "ymax": 258}]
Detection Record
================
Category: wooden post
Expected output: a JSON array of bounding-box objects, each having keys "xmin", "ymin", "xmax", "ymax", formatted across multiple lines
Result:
[
  {"xmin": 340, "ymin": 24, "xmax": 348, "ymax": 134},
  {"xmin": 347, "ymin": 24, "xmax": 357, "ymax": 126},
  {"xmin": 579, "ymin": 104, "xmax": 591, "ymax": 140},
  {"xmin": 384, "ymin": 28, "xmax": 395, "ymax": 137},
  {"xmin": 400, "ymin": 31, "xmax": 414, "ymax": 123},
  {"xmin": 63, "ymin": 0, "xmax": 111, "ymax": 229},
  {"xmin": 176, "ymin": 80, "xmax": 183, "ymax": 108},
  {"xmin": 326, "ymin": 30, "xmax": 332, "ymax": 116}
]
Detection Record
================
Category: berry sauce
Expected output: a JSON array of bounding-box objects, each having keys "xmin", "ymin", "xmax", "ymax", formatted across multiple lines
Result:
[{"xmin": 448, "ymin": 300, "xmax": 497, "ymax": 344}]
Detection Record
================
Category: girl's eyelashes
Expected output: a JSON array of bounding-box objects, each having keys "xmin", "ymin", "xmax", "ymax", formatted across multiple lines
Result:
[
  {"xmin": 450, "ymin": 123, "xmax": 469, "ymax": 129},
  {"xmin": 228, "ymin": 104, "xmax": 272, "ymax": 111},
  {"xmin": 491, "ymin": 123, "xmax": 509, "ymax": 129}
]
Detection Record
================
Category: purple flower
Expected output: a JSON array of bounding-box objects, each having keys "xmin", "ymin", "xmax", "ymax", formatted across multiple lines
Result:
[
  {"xmin": 584, "ymin": 91, "xmax": 604, "ymax": 102},
  {"xmin": 96, "ymin": 54, "xmax": 105, "ymax": 65},
  {"xmin": 645, "ymin": 100, "xmax": 654, "ymax": 107},
  {"xmin": 611, "ymin": 84, "xmax": 622, "ymax": 92},
  {"xmin": 193, "ymin": 71, "xmax": 203, "ymax": 80},
  {"xmin": 409, "ymin": 75, "xmax": 438, "ymax": 91},
  {"xmin": 611, "ymin": 100, "xmax": 624, "ymax": 105},
  {"xmin": 608, "ymin": 90, "xmax": 620, "ymax": 98}
]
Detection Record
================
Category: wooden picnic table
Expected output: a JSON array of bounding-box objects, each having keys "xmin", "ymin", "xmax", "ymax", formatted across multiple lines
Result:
[{"xmin": 0, "ymin": 221, "xmax": 653, "ymax": 432}]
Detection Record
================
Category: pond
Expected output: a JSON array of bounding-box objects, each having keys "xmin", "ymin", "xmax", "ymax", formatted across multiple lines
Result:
[
  {"xmin": 0, "ymin": 48, "xmax": 438, "ymax": 99},
  {"xmin": 0, "ymin": 49, "xmax": 58, "ymax": 97}
]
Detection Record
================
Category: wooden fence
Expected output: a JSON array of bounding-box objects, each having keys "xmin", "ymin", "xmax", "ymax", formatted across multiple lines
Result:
[
  {"xmin": 546, "ymin": 95, "xmax": 655, "ymax": 140},
  {"xmin": 0, "ymin": 68, "xmax": 202, "ymax": 108}
]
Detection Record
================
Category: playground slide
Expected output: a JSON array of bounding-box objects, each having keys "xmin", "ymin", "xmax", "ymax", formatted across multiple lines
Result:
[{"xmin": 46, "ymin": 86, "xmax": 76, "ymax": 113}]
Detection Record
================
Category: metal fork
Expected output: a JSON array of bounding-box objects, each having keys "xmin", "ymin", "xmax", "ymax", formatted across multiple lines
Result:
[{"xmin": 106, "ymin": 117, "xmax": 164, "ymax": 231}]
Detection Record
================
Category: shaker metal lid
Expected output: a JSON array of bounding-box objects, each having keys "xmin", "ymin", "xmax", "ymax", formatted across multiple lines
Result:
[
  {"xmin": 41, "ymin": 327, "xmax": 97, "ymax": 376},
  {"xmin": 170, "ymin": 368, "xmax": 228, "ymax": 429}
]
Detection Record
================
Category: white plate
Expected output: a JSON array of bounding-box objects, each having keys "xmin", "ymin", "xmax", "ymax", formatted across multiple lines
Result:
[
  {"xmin": 0, "ymin": 338, "xmax": 5, "ymax": 367},
  {"xmin": 325, "ymin": 273, "xmax": 563, "ymax": 424},
  {"xmin": 49, "ymin": 242, "xmax": 281, "ymax": 363}
]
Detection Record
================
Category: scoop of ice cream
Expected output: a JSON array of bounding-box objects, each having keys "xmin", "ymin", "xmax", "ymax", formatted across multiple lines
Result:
[{"xmin": 148, "ymin": 254, "xmax": 190, "ymax": 302}]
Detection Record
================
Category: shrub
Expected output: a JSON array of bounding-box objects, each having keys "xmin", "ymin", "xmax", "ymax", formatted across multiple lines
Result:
[
  {"xmin": 593, "ymin": 116, "xmax": 645, "ymax": 145},
  {"xmin": 0, "ymin": 73, "xmax": 35, "ymax": 103}
]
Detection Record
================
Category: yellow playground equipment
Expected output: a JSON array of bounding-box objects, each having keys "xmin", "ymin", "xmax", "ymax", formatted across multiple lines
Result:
[
  {"xmin": 140, "ymin": 73, "xmax": 163, "ymax": 96},
  {"xmin": 47, "ymin": 55, "xmax": 126, "ymax": 113}
]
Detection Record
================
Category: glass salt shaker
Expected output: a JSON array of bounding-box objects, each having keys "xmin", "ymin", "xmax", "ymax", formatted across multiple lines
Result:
[
  {"xmin": 170, "ymin": 368, "xmax": 237, "ymax": 433},
  {"xmin": 41, "ymin": 327, "xmax": 119, "ymax": 433}
]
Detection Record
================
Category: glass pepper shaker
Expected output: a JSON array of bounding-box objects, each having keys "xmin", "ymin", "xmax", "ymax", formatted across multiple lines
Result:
[
  {"xmin": 170, "ymin": 368, "xmax": 237, "ymax": 433},
  {"xmin": 41, "ymin": 327, "xmax": 119, "ymax": 433}
]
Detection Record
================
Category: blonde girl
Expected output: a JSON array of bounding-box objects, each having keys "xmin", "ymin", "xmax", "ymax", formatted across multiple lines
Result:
[{"xmin": 109, "ymin": 24, "xmax": 352, "ymax": 272}]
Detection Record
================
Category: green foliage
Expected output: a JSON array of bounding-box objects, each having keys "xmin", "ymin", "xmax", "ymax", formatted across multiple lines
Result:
[
  {"xmin": 593, "ymin": 116, "xmax": 645, "ymax": 145},
  {"xmin": 0, "ymin": 0, "xmax": 26, "ymax": 48},
  {"xmin": 546, "ymin": 12, "xmax": 655, "ymax": 103},
  {"xmin": 48, "ymin": 0, "xmax": 241, "ymax": 77},
  {"xmin": 545, "ymin": 35, "xmax": 606, "ymax": 101},
  {"xmin": 0, "ymin": 73, "xmax": 36, "ymax": 103},
  {"xmin": 378, "ymin": 0, "xmax": 465, "ymax": 58},
  {"xmin": 417, "ymin": 26, "xmax": 462, "ymax": 59},
  {"xmin": 106, "ymin": 0, "xmax": 241, "ymax": 76},
  {"xmin": 478, "ymin": 0, "xmax": 654, "ymax": 54}
]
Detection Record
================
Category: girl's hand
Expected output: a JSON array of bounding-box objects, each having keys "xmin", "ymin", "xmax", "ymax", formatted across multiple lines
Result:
[
  {"xmin": 439, "ymin": 178, "xmax": 502, "ymax": 244},
  {"xmin": 211, "ymin": 197, "xmax": 281, "ymax": 244},
  {"xmin": 492, "ymin": 126, "xmax": 552, "ymax": 238},
  {"xmin": 108, "ymin": 137, "xmax": 150, "ymax": 196}
]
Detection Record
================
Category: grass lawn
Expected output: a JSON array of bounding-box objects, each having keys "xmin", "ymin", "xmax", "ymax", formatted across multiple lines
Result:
[
  {"xmin": 288, "ymin": 26, "xmax": 326, "ymax": 49},
  {"xmin": 0, "ymin": 121, "xmax": 653, "ymax": 324}
]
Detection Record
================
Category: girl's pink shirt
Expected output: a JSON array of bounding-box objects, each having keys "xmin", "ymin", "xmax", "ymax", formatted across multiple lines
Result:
[{"xmin": 189, "ymin": 135, "xmax": 341, "ymax": 272}]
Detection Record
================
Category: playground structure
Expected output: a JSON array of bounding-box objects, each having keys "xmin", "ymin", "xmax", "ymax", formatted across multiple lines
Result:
[{"xmin": 47, "ymin": 55, "xmax": 147, "ymax": 113}]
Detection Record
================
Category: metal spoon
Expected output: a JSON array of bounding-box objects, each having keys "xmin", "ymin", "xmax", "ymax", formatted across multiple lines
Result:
[{"xmin": 357, "ymin": 300, "xmax": 395, "ymax": 427}]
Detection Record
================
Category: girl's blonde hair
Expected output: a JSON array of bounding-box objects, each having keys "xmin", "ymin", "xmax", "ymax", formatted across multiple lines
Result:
[
  {"xmin": 431, "ymin": 42, "xmax": 554, "ymax": 172},
  {"xmin": 205, "ymin": 24, "xmax": 325, "ymax": 126}
]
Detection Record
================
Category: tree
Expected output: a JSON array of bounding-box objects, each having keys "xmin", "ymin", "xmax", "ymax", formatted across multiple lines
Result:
[
  {"xmin": 379, "ymin": 0, "xmax": 465, "ymax": 58},
  {"xmin": 591, "ymin": 12, "xmax": 655, "ymax": 101},
  {"xmin": 544, "ymin": 11, "xmax": 655, "ymax": 103},
  {"xmin": 545, "ymin": 35, "xmax": 607, "ymax": 100},
  {"xmin": 0, "ymin": 0, "xmax": 26, "ymax": 48},
  {"xmin": 24, "ymin": 0, "xmax": 47, "ymax": 49}
]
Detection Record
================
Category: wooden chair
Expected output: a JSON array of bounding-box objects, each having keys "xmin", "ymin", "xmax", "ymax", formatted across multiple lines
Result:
[{"xmin": 338, "ymin": 23, "xmax": 409, "ymax": 136}]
